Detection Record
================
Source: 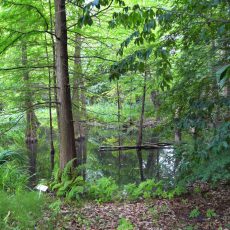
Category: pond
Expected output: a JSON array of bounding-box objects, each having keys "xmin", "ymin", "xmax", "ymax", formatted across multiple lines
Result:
[{"xmin": 33, "ymin": 125, "xmax": 175, "ymax": 186}]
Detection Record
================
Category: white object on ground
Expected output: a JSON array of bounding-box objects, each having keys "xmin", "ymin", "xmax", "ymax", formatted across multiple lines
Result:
[{"xmin": 35, "ymin": 184, "xmax": 48, "ymax": 192}]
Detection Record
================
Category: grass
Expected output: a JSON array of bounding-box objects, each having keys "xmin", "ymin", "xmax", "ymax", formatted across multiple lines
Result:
[{"xmin": 0, "ymin": 191, "xmax": 45, "ymax": 229}]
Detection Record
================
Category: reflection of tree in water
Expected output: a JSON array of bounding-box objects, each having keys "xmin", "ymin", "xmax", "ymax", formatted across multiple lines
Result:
[
  {"xmin": 94, "ymin": 149, "xmax": 175, "ymax": 185},
  {"xmin": 79, "ymin": 126, "xmax": 175, "ymax": 185},
  {"xmin": 96, "ymin": 150, "xmax": 141, "ymax": 185},
  {"xmin": 31, "ymin": 124, "xmax": 175, "ymax": 186}
]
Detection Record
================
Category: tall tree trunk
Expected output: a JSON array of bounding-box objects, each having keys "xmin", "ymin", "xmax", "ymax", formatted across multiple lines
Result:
[
  {"xmin": 136, "ymin": 73, "xmax": 147, "ymax": 181},
  {"xmin": 55, "ymin": 0, "xmax": 76, "ymax": 170},
  {"xmin": 22, "ymin": 43, "xmax": 38, "ymax": 186},
  {"xmin": 72, "ymin": 32, "xmax": 88, "ymax": 179}
]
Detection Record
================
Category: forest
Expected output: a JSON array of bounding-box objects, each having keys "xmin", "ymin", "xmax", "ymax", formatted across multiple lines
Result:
[{"xmin": 0, "ymin": 0, "xmax": 229, "ymax": 229}]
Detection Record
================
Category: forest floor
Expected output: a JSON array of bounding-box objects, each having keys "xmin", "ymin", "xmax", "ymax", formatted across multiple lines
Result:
[{"xmin": 40, "ymin": 185, "xmax": 230, "ymax": 230}]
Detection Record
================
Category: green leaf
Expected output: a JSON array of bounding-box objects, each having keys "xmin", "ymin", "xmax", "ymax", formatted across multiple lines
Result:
[{"xmin": 216, "ymin": 64, "xmax": 230, "ymax": 88}]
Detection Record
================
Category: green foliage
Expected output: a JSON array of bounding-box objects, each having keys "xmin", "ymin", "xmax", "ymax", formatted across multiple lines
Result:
[
  {"xmin": 149, "ymin": 207, "xmax": 159, "ymax": 220},
  {"xmin": 51, "ymin": 159, "xmax": 85, "ymax": 200},
  {"xmin": 185, "ymin": 226, "xmax": 196, "ymax": 230},
  {"xmin": 122, "ymin": 180, "xmax": 186, "ymax": 201},
  {"xmin": 0, "ymin": 161, "xmax": 29, "ymax": 193},
  {"xmin": 172, "ymin": 185, "xmax": 187, "ymax": 197},
  {"xmin": 206, "ymin": 209, "xmax": 216, "ymax": 218},
  {"xmin": 52, "ymin": 175, "xmax": 85, "ymax": 200},
  {"xmin": 0, "ymin": 151, "xmax": 42, "ymax": 228},
  {"xmin": 0, "ymin": 191, "xmax": 44, "ymax": 229},
  {"xmin": 0, "ymin": 150, "xmax": 24, "ymax": 165},
  {"xmin": 52, "ymin": 169, "xmax": 120, "ymax": 202},
  {"xmin": 178, "ymin": 122, "xmax": 230, "ymax": 184},
  {"xmin": 216, "ymin": 64, "xmax": 230, "ymax": 88},
  {"xmin": 88, "ymin": 177, "xmax": 119, "ymax": 202},
  {"xmin": 189, "ymin": 207, "xmax": 200, "ymax": 219},
  {"xmin": 124, "ymin": 179, "xmax": 165, "ymax": 200},
  {"xmin": 49, "ymin": 199, "xmax": 62, "ymax": 216},
  {"xmin": 0, "ymin": 2, "xmax": 229, "ymax": 226},
  {"xmin": 117, "ymin": 218, "xmax": 134, "ymax": 230}
]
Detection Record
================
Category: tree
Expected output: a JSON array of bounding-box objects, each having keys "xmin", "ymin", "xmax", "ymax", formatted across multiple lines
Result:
[
  {"xmin": 22, "ymin": 42, "xmax": 39, "ymax": 185},
  {"xmin": 54, "ymin": 0, "xmax": 76, "ymax": 169},
  {"xmin": 72, "ymin": 32, "xmax": 88, "ymax": 178}
]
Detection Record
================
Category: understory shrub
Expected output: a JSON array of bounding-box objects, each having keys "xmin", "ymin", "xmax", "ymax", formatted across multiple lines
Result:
[
  {"xmin": 51, "ymin": 160, "xmax": 119, "ymax": 202},
  {"xmin": 178, "ymin": 122, "xmax": 230, "ymax": 184},
  {"xmin": 52, "ymin": 173, "xmax": 119, "ymax": 202},
  {"xmin": 124, "ymin": 179, "xmax": 165, "ymax": 200},
  {"xmin": 87, "ymin": 177, "xmax": 119, "ymax": 202}
]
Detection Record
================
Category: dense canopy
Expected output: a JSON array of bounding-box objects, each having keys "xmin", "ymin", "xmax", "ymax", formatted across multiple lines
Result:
[{"xmin": 0, "ymin": 0, "xmax": 229, "ymax": 228}]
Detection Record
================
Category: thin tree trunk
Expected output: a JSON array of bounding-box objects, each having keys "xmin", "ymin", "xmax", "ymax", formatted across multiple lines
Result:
[
  {"xmin": 145, "ymin": 137, "xmax": 158, "ymax": 178},
  {"xmin": 22, "ymin": 43, "xmax": 38, "ymax": 186},
  {"xmin": 72, "ymin": 31, "xmax": 88, "ymax": 179},
  {"xmin": 149, "ymin": 90, "xmax": 161, "ymax": 180},
  {"xmin": 45, "ymin": 34, "xmax": 55, "ymax": 173},
  {"xmin": 48, "ymin": 0, "xmax": 60, "ymax": 131},
  {"xmin": 116, "ymin": 80, "xmax": 122, "ymax": 177},
  {"xmin": 80, "ymin": 80, "xmax": 87, "ymax": 180},
  {"xmin": 73, "ymin": 33, "xmax": 82, "ymax": 167},
  {"xmin": 136, "ymin": 73, "xmax": 147, "ymax": 181},
  {"xmin": 55, "ymin": 0, "xmax": 76, "ymax": 170},
  {"xmin": 174, "ymin": 128, "xmax": 181, "ymax": 165},
  {"xmin": 174, "ymin": 108, "xmax": 182, "ymax": 172},
  {"xmin": 156, "ymin": 152, "xmax": 160, "ymax": 180},
  {"xmin": 192, "ymin": 127, "xmax": 200, "ymax": 153}
]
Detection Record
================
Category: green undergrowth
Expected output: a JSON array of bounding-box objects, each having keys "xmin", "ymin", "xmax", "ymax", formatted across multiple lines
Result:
[
  {"xmin": 0, "ymin": 191, "xmax": 45, "ymax": 229},
  {"xmin": 0, "ymin": 160, "xmax": 29, "ymax": 193},
  {"xmin": 0, "ymin": 156, "xmax": 46, "ymax": 229},
  {"xmin": 117, "ymin": 218, "xmax": 134, "ymax": 230},
  {"xmin": 51, "ymin": 161, "xmax": 186, "ymax": 202}
]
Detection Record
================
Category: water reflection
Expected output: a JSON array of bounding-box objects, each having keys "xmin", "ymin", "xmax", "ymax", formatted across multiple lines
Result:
[
  {"xmin": 32, "ymin": 126, "xmax": 175, "ymax": 186},
  {"xmin": 87, "ymin": 145, "xmax": 175, "ymax": 185}
]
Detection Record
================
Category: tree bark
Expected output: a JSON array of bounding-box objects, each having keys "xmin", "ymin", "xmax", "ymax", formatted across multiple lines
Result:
[{"xmin": 55, "ymin": 0, "xmax": 76, "ymax": 170}]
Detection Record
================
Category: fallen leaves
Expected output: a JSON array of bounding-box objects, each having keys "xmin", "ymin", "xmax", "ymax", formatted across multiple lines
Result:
[{"xmin": 39, "ymin": 185, "xmax": 230, "ymax": 229}]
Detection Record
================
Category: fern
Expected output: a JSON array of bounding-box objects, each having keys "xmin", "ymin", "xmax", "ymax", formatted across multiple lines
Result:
[
  {"xmin": 51, "ymin": 160, "xmax": 86, "ymax": 200},
  {"xmin": 0, "ymin": 150, "xmax": 24, "ymax": 165}
]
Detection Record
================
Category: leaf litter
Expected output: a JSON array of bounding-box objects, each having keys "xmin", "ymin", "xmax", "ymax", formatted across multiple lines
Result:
[{"xmin": 38, "ymin": 185, "xmax": 230, "ymax": 229}]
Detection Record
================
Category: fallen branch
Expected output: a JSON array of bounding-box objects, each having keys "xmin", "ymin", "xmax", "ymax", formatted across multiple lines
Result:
[{"xmin": 99, "ymin": 143, "xmax": 173, "ymax": 152}]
